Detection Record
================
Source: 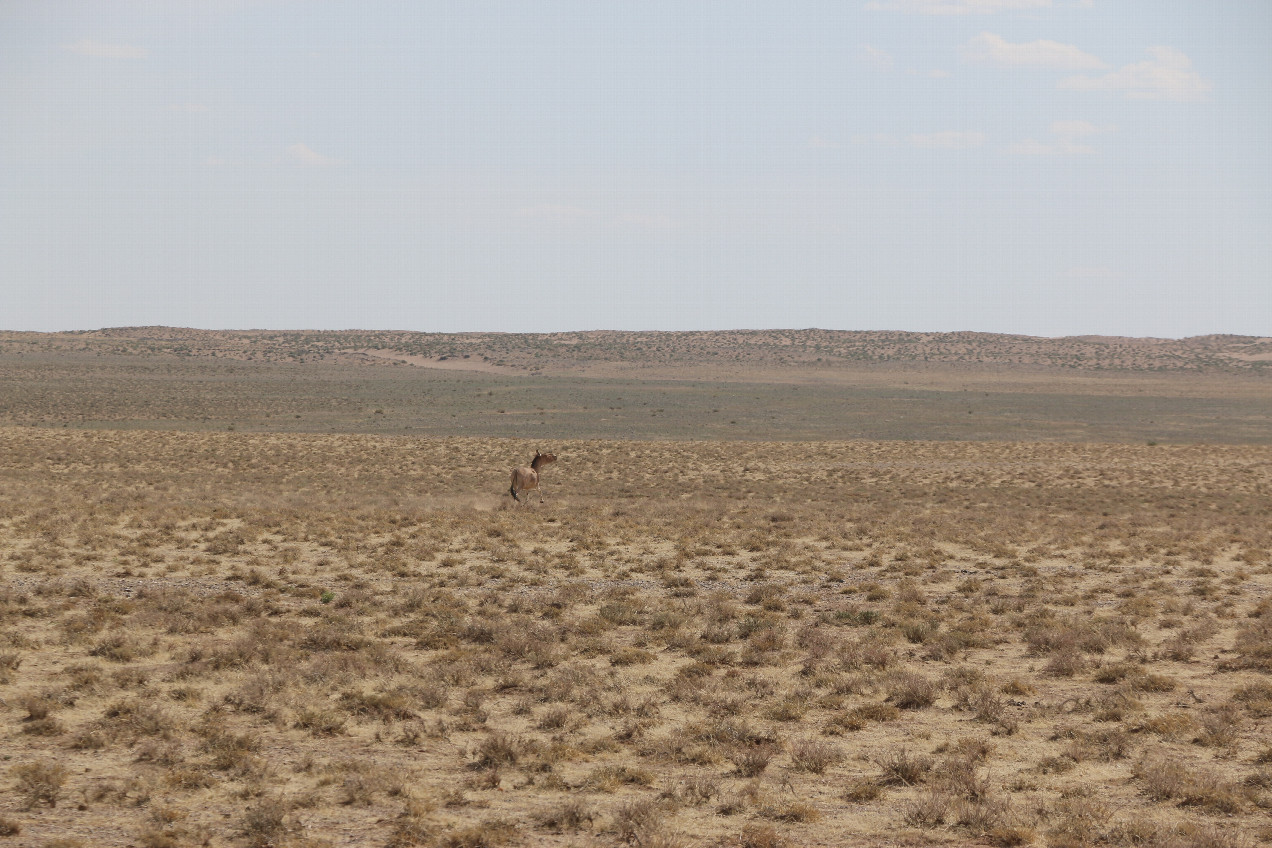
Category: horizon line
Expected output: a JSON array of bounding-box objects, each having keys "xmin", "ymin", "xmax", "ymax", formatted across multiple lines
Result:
[{"xmin": 5, "ymin": 325, "xmax": 1267, "ymax": 344}]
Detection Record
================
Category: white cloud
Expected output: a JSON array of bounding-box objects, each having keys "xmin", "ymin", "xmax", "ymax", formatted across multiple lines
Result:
[
  {"xmin": 1050, "ymin": 119, "xmax": 1103, "ymax": 137},
  {"xmin": 859, "ymin": 44, "xmax": 895, "ymax": 71},
  {"xmin": 1006, "ymin": 119, "xmax": 1113, "ymax": 155},
  {"xmin": 1059, "ymin": 46, "xmax": 1211, "ymax": 101},
  {"xmin": 64, "ymin": 38, "xmax": 147, "ymax": 59},
  {"xmin": 961, "ymin": 32, "xmax": 1106, "ymax": 70},
  {"xmin": 910, "ymin": 131, "xmax": 985, "ymax": 149},
  {"xmin": 286, "ymin": 143, "xmax": 338, "ymax": 166},
  {"xmin": 866, "ymin": 0, "xmax": 1050, "ymax": 14},
  {"xmin": 1005, "ymin": 138, "xmax": 1092, "ymax": 155}
]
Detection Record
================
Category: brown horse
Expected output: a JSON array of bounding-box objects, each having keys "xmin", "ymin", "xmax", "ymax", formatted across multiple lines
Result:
[{"xmin": 509, "ymin": 450, "xmax": 557, "ymax": 503}]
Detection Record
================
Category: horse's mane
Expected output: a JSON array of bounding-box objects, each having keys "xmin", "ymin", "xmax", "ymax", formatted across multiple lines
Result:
[{"xmin": 531, "ymin": 453, "xmax": 544, "ymax": 471}]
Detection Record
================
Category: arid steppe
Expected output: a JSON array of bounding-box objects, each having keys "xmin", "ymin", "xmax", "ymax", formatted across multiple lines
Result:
[
  {"xmin": 2, "ymin": 329, "xmax": 1270, "ymax": 443},
  {"xmin": 1, "ymin": 329, "xmax": 1270, "ymax": 847}
]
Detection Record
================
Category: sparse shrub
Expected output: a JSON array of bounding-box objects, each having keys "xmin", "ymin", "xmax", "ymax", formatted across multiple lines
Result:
[
  {"xmin": 199, "ymin": 722, "xmax": 263, "ymax": 774},
  {"xmin": 1093, "ymin": 662, "xmax": 1135, "ymax": 683},
  {"xmin": 0, "ymin": 652, "xmax": 21, "ymax": 684},
  {"xmin": 1131, "ymin": 671, "xmax": 1177, "ymax": 692},
  {"xmin": 1043, "ymin": 649, "xmax": 1087, "ymax": 677},
  {"xmin": 903, "ymin": 788, "xmax": 951, "ymax": 827},
  {"xmin": 954, "ymin": 796, "xmax": 1010, "ymax": 834},
  {"xmin": 386, "ymin": 799, "xmax": 437, "ymax": 848},
  {"xmin": 842, "ymin": 778, "xmax": 882, "ymax": 802},
  {"xmin": 613, "ymin": 797, "xmax": 661, "ymax": 844},
  {"xmin": 789, "ymin": 737, "xmax": 843, "ymax": 774},
  {"xmin": 165, "ymin": 765, "xmax": 216, "ymax": 790},
  {"xmin": 829, "ymin": 701, "xmax": 900, "ymax": 733},
  {"xmin": 660, "ymin": 774, "xmax": 719, "ymax": 806},
  {"xmin": 535, "ymin": 705, "xmax": 572, "ymax": 730},
  {"xmin": 100, "ymin": 698, "xmax": 173, "ymax": 742},
  {"xmin": 1244, "ymin": 768, "xmax": 1272, "ymax": 789},
  {"xmin": 1002, "ymin": 677, "xmax": 1034, "ymax": 696},
  {"xmin": 934, "ymin": 753, "xmax": 994, "ymax": 811},
  {"xmin": 1233, "ymin": 680, "xmax": 1272, "ymax": 717},
  {"xmin": 11, "ymin": 760, "xmax": 67, "ymax": 808},
  {"xmin": 443, "ymin": 803, "xmax": 517, "ymax": 838},
  {"xmin": 585, "ymin": 764, "xmax": 654, "ymax": 791},
  {"xmin": 826, "ymin": 608, "xmax": 879, "ymax": 627},
  {"xmin": 340, "ymin": 767, "xmax": 403, "ymax": 806},
  {"xmin": 729, "ymin": 743, "xmax": 778, "ymax": 777},
  {"xmin": 1135, "ymin": 711, "xmax": 1198, "ymax": 740},
  {"xmin": 1066, "ymin": 728, "xmax": 1133, "ymax": 762},
  {"xmin": 889, "ymin": 671, "xmax": 938, "ymax": 709},
  {"xmin": 876, "ymin": 748, "xmax": 933, "ymax": 786},
  {"xmin": 90, "ymin": 632, "xmax": 150, "ymax": 663},
  {"xmin": 599, "ymin": 601, "xmax": 645, "ymax": 626},
  {"xmin": 759, "ymin": 799, "xmax": 820, "ymax": 823},
  {"xmin": 238, "ymin": 797, "xmax": 301, "ymax": 847},
  {"xmin": 1025, "ymin": 615, "xmax": 1142, "ymax": 658},
  {"xmin": 22, "ymin": 716, "xmax": 66, "ymax": 737},
  {"xmin": 535, "ymin": 798, "xmax": 594, "ymax": 832},
  {"xmin": 1135, "ymin": 757, "xmax": 1245, "ymax": 814},
  {"xmin": 731, "ymin": 824, "xmax": 786, "ymax": 848},
  {"xmin": 416, "ymin": 682, "xmax": 449, "ymax": 710},
  {"xmin": 611, "ymin": 646, "xmax": 655, "ymax": 666},
  {"xmin": 701, "ymin": 624, "xmax": 736, "ymax": 644},
  {"xmin": 1167, "ymin": 821, "xmax": 1257, "ymax": 848},
  {"xmin": 69, "ymin": 728, "xmax": 108, "ymax": 750},
  {"xmin": 1195, "ymin": 705, "xmax": 1241, "ymax": 748},
  {"xmin": 763, "ymin": 695, "xmax": 807, "ymax": 722},
  {"xmin": 900, "ymin": 619, "xmax": 939, "ymax": 644},
  {"xmin": 1230, "ymin": 609, "xmax": 1272, "ymax": 671},
  {"xmin": 986, "ymin": 822, "xmax": 1036, "ymax": 847},
  {"xmin": 293, "ymin": 707, "xmax": 347, "ymax": 736},
  {"xmin": 17, "ymin": 691, "xmax": 60, "ymax": 721},
  {"xmin": 473, "ymin": 732, "xmax": 527, "ymax": 769},
  {"xmin": 339, "ymin": 689, "xmax": 418, "ymax": 722},
  {"xmin": 301, "ymin": 619, "xmax": 372, "ymax": 652},
  {"xmin": 136, "ymin": 739, "xmax": 184, "ymax": 767}
]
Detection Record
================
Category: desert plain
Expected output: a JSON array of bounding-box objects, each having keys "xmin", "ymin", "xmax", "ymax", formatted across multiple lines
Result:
[{"xmin": 0, "ymin": 328, "xmax": 1270, "ymax": 848}]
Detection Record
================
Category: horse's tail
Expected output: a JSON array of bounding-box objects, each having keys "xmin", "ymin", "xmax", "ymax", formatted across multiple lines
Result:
[{"xmin": 509, "ymin": 477, "xmax": 519, "ymax": 501}]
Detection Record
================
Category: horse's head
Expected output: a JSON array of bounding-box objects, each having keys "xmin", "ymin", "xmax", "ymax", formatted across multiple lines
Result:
[{"xmin": 532, "ymin": 451, "xmax": 557, "ymax": 470}]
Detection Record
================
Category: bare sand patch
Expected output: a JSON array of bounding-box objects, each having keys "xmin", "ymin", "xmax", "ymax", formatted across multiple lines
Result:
[{"xmin": 355, "ymin": 348, "xmax": 515, "ymax": 373}]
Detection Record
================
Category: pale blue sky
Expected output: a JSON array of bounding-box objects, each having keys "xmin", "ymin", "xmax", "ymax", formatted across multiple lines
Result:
[{"xmin": 2, "ymin": 1, "xmax": 1268, "ymax": 336}]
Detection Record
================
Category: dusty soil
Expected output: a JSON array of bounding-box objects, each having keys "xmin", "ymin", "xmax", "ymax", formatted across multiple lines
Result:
[{"xmin": 1, "ymin": 428, "xmax": 1269, "ymax": 847}]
